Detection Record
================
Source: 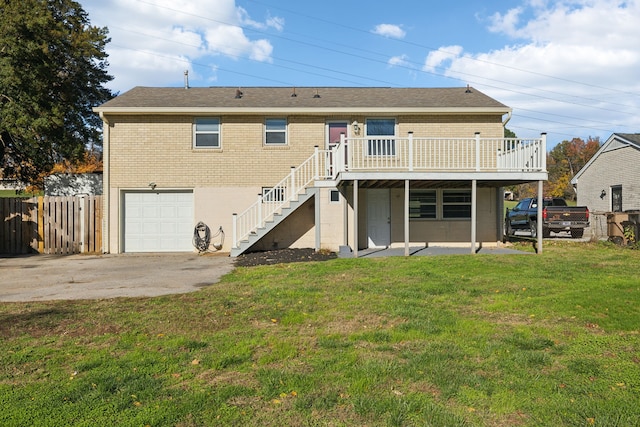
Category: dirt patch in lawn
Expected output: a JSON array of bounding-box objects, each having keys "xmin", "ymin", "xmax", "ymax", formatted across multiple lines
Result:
[{"xmin": 234, "ymin": 248, "xmax": 337, "ymax": 267}]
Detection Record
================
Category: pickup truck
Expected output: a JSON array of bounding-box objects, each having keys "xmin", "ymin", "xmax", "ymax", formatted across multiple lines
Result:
[{"xmin": 505, "ymin": 197, "xmax": 590, "ymax": 238}]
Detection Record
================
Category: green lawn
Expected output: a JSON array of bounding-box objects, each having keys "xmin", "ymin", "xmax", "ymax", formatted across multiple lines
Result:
[{"xmin": 1, "ymin": 241, "xmax": 639, "ymax": 426}]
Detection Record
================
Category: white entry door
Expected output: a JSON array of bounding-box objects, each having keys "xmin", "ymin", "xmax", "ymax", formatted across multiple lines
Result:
[
  {"xmin": 124, "ymin": 191, "xmax": 193, "ymax": 252},
  {"xmin": 367, "ymin": 189, "xmax": 390, "ymax": 248}
]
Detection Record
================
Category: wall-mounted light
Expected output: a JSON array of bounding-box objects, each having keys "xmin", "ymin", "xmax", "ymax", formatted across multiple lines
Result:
[
  {"xmin": 352, "ymin": 120, "xmax": 360, "ymax": 135},
  {"xmin": 149, "ymin": 182, "xmax": 157, "ymax": 190},
  {"xmin": 600, "ymin": 189, "xmax": 606, "ymax": 199}
]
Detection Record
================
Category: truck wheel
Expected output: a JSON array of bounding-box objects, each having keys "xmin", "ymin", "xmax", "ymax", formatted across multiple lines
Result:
[
  {"xmin": 529, "ymin": 221, "xmax": 537, "ymax": 238},
  {"xmin": 543, "ymin": 227, "xmax": 551, "ymax": 238},
  {"xmin": 570, "ymin": 229, "xmax": 584, "ymax": 238},
  {"xmin": 504, "ymin": 220, "xmax": 513, "ymax": 237}
]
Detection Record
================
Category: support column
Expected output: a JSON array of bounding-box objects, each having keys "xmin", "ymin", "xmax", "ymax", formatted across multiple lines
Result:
[
  {"xmin": 343, "ymin": 189, "xmax": 349, "ymax": 247},
  {"xmin": 471, "ymin": 179, "xmax": 477, "ymax": 254},
  {"xmin": 314, "ymin": 188, "xmax": 321, "ymax": 252},
  {"xmin": 353, "ymin": 180, "xmax": 359, "ymax": 258},
  {"xmin": 404, "ymin": 180, "xmax": 410, "ymax": 256},
  {"xmin": 537, "ymin": 180, "xmax": 544, "ymax": 254}
]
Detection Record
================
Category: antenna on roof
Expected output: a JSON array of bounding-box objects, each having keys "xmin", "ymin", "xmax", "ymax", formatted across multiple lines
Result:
[{"xmin": 184, "ymin": 70, "xmax": 189, "ymax": 89}]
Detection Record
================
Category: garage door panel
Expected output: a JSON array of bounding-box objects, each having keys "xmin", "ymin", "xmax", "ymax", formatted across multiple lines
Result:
[{"xmin": 124, "ymin": 191, "xmax": 193, "ymax": 252}]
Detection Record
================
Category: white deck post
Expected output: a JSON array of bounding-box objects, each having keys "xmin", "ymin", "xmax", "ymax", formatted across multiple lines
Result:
[
  {"xmin": 537, "ymin": 180, "xmax": 544, "ymax": 254},
  {"xmin": 541, "ymin": 133, "xmax": 547, "ymax": 171},
  {"xmin": 314, "ymin": 188, "xmax": 321, "ymax": 252},
  {"xmin": 475, "ymin": 132, "xmax": 481, "ymax": 171},
  {"xmin": 314, "ymin": 146, "xmax": 319, "ymax": 179},
  {"xmin": 232, "ymin": 213, "xmax": 237, "ymax": 249},
  {"xmin": 353, "ymin": 180, "xmax": 359, "ymax": 258},
  {"xmin": 290, "ymin": 166, "xmax": 296, "ymax": 200},
  {"xmin": 408, "ymin": 132, "xmax": 414, "ymax": 171},
  {"xmin": 405, "ymin": 180, "xmax": 410, "ymax": 256},
  {"xmin": 257, "ymin": 193, "xmax": 263, "ymax": 227},
  {"xmin": 471, "ymin": 179, "xmax": 477, "ymax": 253}
]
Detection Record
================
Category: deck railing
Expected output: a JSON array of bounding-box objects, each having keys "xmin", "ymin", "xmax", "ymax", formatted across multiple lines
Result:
[
  {"xmin": 232, "ymin": 135, "xmax": 546, "ymax": 249},
  {"xmin": 337, "ymin": 133, "xmax": 546, "ymax": 173}
]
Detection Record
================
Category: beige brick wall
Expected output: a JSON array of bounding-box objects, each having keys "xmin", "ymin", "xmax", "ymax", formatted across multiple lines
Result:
[{"xmin": 106, "ymin": 113, "xmax": 505, "ymax": 189}]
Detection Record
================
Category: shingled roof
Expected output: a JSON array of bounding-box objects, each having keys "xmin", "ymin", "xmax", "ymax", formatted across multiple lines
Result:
[{"xmin": 95, "ymin": 86, "xmax": 510, "ymax": 114}]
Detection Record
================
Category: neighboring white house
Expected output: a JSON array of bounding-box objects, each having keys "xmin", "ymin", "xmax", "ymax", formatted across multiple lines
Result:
[
  {"xmin": 571, "ymin": 133, "xmax": 640, "ymax": 239},
  {"xmin": 44, "ymin": 173, "xmax": 103, "ymax": 196},
  {"xmin": 571, "ymin": 133, "xmax": 640, "ymax": 213}
]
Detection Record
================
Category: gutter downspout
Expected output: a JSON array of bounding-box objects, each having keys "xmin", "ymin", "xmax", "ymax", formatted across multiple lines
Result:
[
  {"xmin": 502, "ymin": 111, "xmax": 512, "ymax": 127},
  {"xmin": 99, "ymin": 112, "xmax": 110, "ymax": 254}
]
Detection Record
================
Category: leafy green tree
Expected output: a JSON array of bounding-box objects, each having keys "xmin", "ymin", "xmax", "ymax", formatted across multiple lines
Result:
[{"xmin": 0, "ymin": 0, "xmax": 114, "ymax": 186}]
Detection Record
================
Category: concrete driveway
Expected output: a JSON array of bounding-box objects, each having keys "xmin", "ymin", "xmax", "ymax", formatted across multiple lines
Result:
[{"xmin": 0, "ymin": 253, "xmax": 235, "ymax": 302}]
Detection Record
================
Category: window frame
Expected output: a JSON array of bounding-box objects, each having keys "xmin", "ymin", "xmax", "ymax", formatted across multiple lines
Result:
[
  {"xmin": 264, "ymin": 118, "xmax": 288, "ymax": 146},
  {"xmin": 329, "ymin": 189, "xmax": 341, "ymax": 203},
  {"xmin": 365, "ymin": 118, "xmax": 396, "ymax": 156},
  {"xmin": 409, "ymin": 189, "xmax": 437, "ymax": 219},
  {"xmin": 611, "ymin": 185, "xmax": 622, "ymax": 212},
  {"xmin": 193, "ymin": 117, "xmax": 221, "ymax": 149},
  {"xmin": 442, "ymin": 189, "xmax": 472, "ymax": 219},
  {"xmin": 408, "ymin": 188, "xmax": 472, "ymax": 220}
]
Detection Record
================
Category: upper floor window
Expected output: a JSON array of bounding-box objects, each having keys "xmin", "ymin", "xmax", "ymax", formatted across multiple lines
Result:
[
  {"xmin": 611, "ymin": 185, "xmax": 622, "ymax": 212},
  {"xmin": 194, "ymin": 118, "xmax": 220, "ymax": 148},
  {"xmin": 366, "ymin": 118, "xmax": 395, "ymax": 155},
  {"xmin": 265, "ymin": 118, "xmax": 287, "ymax": 145}
]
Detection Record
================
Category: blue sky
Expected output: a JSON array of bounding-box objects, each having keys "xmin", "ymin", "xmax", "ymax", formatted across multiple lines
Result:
[{"xmin": 84, "ymin": 0, "xmax": 640, "ymax": 147}]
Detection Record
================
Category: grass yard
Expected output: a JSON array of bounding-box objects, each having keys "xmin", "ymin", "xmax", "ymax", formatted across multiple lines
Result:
[{"xmin": 1, "ymin": 241, "xmax": 639, "ymax": 426}]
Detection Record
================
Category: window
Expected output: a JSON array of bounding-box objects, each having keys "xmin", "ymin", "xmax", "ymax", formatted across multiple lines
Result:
[
  {"xmin": 611, "ymin": 185, "xmax": 622, "ymax": 212},
  {"xmin": 262, "ymin": 187, "xmax": 285, "ymax": 203},
  {"xmin": 330, "ymin": 190, "xmax": 340, "ymax": 203},
  {"xmin": 194, "ymin": 118, "xmax": 220, "ymax": 148},
  {"xmin": 366, "ymin": 118, "xmax": 395, "ymax": 155},
  {"xmin": 409, "ymin": 190, "xmax": 437, "ymax": 219},
  {"xmin": 265, "ymin": 118, "xmax": 287, "ymax": 145},
  {"xmin": 442, "ymin": 190, "xmax": 472, "ymax": 219}
]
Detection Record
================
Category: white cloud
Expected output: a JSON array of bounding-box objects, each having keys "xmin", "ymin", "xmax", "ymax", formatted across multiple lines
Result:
[
  {"xmin": 422, "ymin": 46, "xmax": 464, "ymax": 73},
  {"xmin": 84, "ymin": 0, "xmax": 282, "ymax": 92},
  {"xmin": 435, "ymin": 1, "xmax": 640, "ymax": 139},
  {"xmin": 388, "ymin": 55, "xmax": 411, "ymax": 68},
  {"xmin": 372, "ymin": 24, "xmax": 406, "ymax": 39}
]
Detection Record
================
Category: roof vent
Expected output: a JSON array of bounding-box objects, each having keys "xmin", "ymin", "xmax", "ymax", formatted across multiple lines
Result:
[
  {"xmin": 465, "ymin": 84, "xmax": 472, "ymax": 93},
  {"xmin": 235, "ymin": 88, "xmax": 243, "ymax": 99},
  {"xmin": 313, "ymin": 89, "xmax": 320, "ymax": 98},
  {"xmin": 291, "ymin": 87, "xmax": 297, "ymax": 97},
  {"xmin": 184, "ymin": 70, "xmax": 189, "ymax": 89}
]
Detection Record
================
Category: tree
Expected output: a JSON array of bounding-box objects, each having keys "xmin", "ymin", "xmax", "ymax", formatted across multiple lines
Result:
[
  {"xmin": 0, "ymin": 0, "xmax": 114, "ymax": 187},
  {"xmin": 546, "ymin": 137, "xmax": 600, "ymax": 200}
]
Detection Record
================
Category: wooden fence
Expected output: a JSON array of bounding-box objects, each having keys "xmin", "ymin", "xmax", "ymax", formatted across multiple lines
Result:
[{"xmin": 0, "ymin": 196, "xmax": 102, "ymax": 255}]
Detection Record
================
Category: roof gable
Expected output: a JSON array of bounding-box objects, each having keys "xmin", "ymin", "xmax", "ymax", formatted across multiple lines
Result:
[
  {"xmin": 95, "ymin": 86, "xmax": 510, "ymax": 114},
  {"xmin": 571, "ymin": 133, "xmax": 640, "ymax": 184}
]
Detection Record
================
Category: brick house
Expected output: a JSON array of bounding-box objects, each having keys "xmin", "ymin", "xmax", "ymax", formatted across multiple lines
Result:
[{"xmin": 94, "ymin": 86, "xmax": 548, "ymax": 256}]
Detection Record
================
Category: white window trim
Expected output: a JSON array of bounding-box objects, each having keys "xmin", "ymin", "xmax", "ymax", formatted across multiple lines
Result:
[
  {"xmin": 365, "ymin": 118, "xmax": 397, "ymax": 156},
  {"xmin": 193, "ymin": 117, "xmax": 221, "ymax": 149},
  {"xmin": 264, "ymin": 118, "xmax": 288, "ymax": 146}
]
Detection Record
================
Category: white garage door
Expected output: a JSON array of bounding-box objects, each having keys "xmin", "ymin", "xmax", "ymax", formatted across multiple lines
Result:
[{"xmin": 124, "ymin": 191, "xmax": 194, "ymax": 252}]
